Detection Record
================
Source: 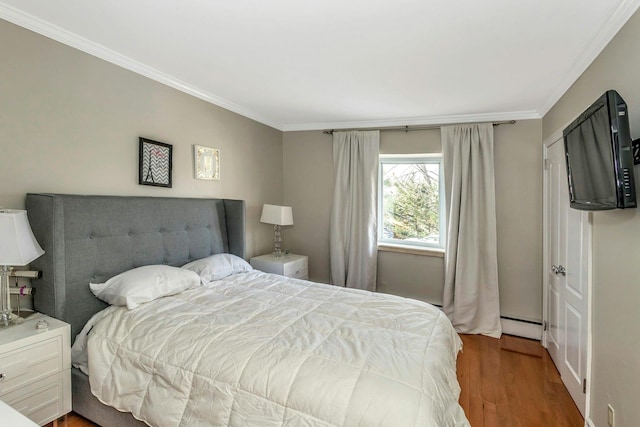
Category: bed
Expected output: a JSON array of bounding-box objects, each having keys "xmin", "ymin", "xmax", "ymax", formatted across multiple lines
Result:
[{"xmin": 25, "ymin": 193, "xmax": 469, "ymax": 427}]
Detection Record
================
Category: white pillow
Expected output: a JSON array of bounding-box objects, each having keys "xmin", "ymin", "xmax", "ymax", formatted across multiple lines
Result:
[
  {"xmin": 181, "ymin": 253, "xmax": 253, "ymax": 282},
  {"xmin": 89, "ymin": 265, "xmax": 200, "ymax": 309}
]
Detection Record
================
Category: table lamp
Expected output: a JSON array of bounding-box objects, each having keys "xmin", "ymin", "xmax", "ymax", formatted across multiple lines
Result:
[
  {"xmin": 0, "ymin": 209, "xmax": 44, "ymax": 327},
  {"xmin": 260, "ymin": 204, "xmax": 293, "ymax": 257}
]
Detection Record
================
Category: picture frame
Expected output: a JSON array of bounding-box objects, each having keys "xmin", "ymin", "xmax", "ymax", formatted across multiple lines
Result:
[
  {"xmin": 193, "ymin": 145, "xmax": 220, "ymax": 180},
  {"xmin": 139, "ymin": 137, "xmax": 173, "ymax": 187}
]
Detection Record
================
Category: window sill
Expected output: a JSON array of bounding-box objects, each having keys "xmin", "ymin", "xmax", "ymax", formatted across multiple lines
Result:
[{"xmin": 377, "ymin": 243, "xmax": 445, "ymax": 258}]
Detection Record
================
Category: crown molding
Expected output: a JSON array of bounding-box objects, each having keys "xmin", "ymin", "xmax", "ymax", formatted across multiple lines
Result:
[
  {"xmin": 7, "ymin": 1, "xmax": 628, "ymax": 133},
  {"xmin": 281, "ymin": 110, "xmax": 541, "ymax": 132},
  {"xmin": 538, "ymin": 0, "xmax": 640, "ymax": 116},
  {"xmin": 0, "ymin": 3, "xmax": 284, "ymax": 130}
]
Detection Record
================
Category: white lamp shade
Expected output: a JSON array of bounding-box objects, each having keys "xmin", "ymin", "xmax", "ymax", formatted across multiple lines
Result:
[
  {"xmin": 260, "ymin": 204, "xmax": 294, "ymax": 226},
  {"xmin": 0, "ymin": 210, "xmax": 45, "ymax": 266}
]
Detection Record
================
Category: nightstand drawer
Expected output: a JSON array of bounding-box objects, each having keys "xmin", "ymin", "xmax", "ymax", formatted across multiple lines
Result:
[
  {"xmin": 2, "ymin": 370, "xmax": 71, "ymax": 426},
  {"xmin": 283, "ymin": 259, "xmax": 308, "ymax": 280},
  {"xmin": 0, "ymin": 314, "xmax": 71, "ymax": 426},
  {"xmin": 0, "ymin": 335, "xmax": 63, "ymax": 396},
  {"xmin": 291, "ymin": 268, "xmax": 308, "ymax": 280},
  {"xmin": 250, "ymin": 254, "xmax": 309, "ymax": 280}
]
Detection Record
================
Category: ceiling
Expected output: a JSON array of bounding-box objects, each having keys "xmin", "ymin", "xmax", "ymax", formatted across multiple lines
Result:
[{"xmin": 1, "ymin": 0, "xmax": 639, "ymax": 131}]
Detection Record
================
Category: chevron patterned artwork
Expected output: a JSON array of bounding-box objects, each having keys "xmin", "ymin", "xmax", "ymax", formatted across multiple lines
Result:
[{"xmin": 139, "ymin": 138, "xmax": 173, "ymax": 187}]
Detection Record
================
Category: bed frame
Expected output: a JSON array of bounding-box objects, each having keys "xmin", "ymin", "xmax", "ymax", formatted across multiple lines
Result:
[{"xmin": 25, "ymin": 194, "xmax": 246, "ymax": 427}]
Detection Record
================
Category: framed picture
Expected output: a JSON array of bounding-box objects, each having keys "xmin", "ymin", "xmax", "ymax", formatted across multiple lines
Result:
[
  {"xmin": 139, "ymin": 138, "xmax": 172, "ymax": 187},
  {"xmin": 193, "ymin": 145, "xmax": 220, "ymax": 180}
]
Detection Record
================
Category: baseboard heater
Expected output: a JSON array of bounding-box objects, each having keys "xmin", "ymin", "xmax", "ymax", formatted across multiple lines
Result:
[
  {"xmin": 500, "ymin": 315, "xmax": 542, "ymax": 340},
  {"xmin": 431, "ymin": 304, "xmax": 543, "ymax": 340}
]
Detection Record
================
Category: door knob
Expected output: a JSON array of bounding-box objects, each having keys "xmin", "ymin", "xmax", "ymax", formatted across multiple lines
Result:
[{"xmin": 552, "ymin": 265, "xmax": 566, "ymax": 275}]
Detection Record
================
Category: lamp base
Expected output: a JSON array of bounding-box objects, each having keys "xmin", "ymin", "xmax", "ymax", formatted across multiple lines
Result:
[
  {"xmin": 0, "ymin": 312, "xmax": 9, "ymax": 327},
  {"xmin": 0, "ymin": 265, "xmax": 22, "ymax": 328},
  {"xmin": 273, "ymin": 224, "xmax": 283, "ymax": 258},
  {"xmin": 0, "ymin": 312, "xmax": 23, "ymax": 328}
]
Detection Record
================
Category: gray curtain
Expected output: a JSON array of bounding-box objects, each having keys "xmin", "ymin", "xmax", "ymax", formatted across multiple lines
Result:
[
  {"xmin": 442, "ymin": 123, "xmax": 502, "ymax": 338},
  {"xmin": 329, "ymin": 131, "xmax": 379, "ymax": 291}
]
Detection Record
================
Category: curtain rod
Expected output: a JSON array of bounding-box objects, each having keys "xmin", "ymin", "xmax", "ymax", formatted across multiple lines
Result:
[{"xmin": 322, "ymin": 120, "xmax": 516, "ymax": 135}]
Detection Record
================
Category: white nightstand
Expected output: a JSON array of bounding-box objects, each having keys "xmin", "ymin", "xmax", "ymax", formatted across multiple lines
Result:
[
  {"xmin": 0, "ymin": 314, "xmax": 71, "ymax": 426},
  {"xmin": 250, "ymin": 254, "xmax": 309, "ymax": 280}
]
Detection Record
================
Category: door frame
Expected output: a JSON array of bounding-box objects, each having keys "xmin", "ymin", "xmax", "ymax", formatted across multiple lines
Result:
[{"xmin": 542, "ymin": 130, "xmax": 593, "ymax": 419}]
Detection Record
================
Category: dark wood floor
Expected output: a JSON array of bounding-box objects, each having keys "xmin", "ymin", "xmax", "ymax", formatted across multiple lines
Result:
[{"xmin": 58, "ymin": 334, "xmax": 583, "ymax": 427}]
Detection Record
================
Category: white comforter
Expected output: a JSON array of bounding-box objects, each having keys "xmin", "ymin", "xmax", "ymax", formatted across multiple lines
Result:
[{"xmin": 79, "ymin": 271, "xmax": 470, "ymax": 427}]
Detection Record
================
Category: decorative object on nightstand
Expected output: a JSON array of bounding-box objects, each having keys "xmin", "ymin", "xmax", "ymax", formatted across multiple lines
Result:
[
  {"xmin": 8, "ymin": 270, "xmax": 40, "ymax": 318},
  {"xmin": 0, "ymin": 210, "xmax": 44, "ymax": 327},
  {"xmin": 260, "ymin": 204, "xmax": 293, "ymax": 258},
  {"xmin": 250, "ymin": 253, "xmax": 308, "ymax": 280},
  {"xmin": 0, "ymin": 313, "xmax": 71, "ymax": 425}
]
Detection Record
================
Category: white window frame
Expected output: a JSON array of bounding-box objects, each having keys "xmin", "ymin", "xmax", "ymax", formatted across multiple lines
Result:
[{"xmin": 378, "ymin": 153, "xmax": 446, "ymax": 250}]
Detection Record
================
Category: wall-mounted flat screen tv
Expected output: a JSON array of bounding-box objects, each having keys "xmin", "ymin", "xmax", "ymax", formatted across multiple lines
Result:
[{"xmin": 563, "ymin": 90, "xmax": 637, "ymax": 210}]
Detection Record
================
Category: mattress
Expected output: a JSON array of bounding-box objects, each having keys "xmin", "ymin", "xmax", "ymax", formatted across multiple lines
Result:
[{"xmin": 73, "ymin": 271, "xmax": 469, "ymax": 426}]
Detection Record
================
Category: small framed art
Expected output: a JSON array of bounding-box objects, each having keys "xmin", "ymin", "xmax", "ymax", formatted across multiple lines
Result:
[
  {"xmin": 139, "ymin": 138, "xmax": 173, "ymax": 187},
  {"xmin": 193, "ymin": 145, "xmax": 220, "ymax": 180}
]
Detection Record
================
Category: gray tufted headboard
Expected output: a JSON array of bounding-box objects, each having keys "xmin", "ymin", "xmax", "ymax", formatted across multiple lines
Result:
[{"xmin": 25, "ymin": 194, "xmax": 245, "ymax": 339}]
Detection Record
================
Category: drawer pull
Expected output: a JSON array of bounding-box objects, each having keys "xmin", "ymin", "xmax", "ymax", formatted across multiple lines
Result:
[{"xmin": 0, "ymin": 373, "xmax": 5, "ymax": 381}]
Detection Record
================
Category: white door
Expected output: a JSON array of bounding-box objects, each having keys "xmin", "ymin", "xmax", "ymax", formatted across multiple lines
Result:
[
  {"xmin": 544, "ymin": 137, "xmax": 590, "ymax": 416},
  {"xmin": 546, "ymin": 139, "xmax": 564, "ymax": 368}
]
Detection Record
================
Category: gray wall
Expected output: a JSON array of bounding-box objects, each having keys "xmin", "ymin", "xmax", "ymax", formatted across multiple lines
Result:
[
  {"xmin": 283, "ymin": 120, "xmax": 543, "ymax": 322},
  {"xmin": 2, "ymin": 14, "xmax": 545, "ymax": 328},
  {"xmin": 542, "ymin": 9, "xmax": 640, "ymax": 427},
  {"xmin": 0, "ymin": 19, "xmax": 283, "ymax": 258}
]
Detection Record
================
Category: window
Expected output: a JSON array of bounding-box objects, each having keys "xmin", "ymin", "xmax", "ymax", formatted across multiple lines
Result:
[{"xmin": 378, "ymin": 154, "xmax": 445, "ymax": 249}]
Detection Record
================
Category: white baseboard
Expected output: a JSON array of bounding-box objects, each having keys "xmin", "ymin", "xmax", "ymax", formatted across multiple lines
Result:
[
  {"xmin": 501, "ymin": 318, "xmax": 542, "ymax": 340},
  {"xmin": 585, "ymin": 417, "xmax": 596, "ymax": 427}
]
